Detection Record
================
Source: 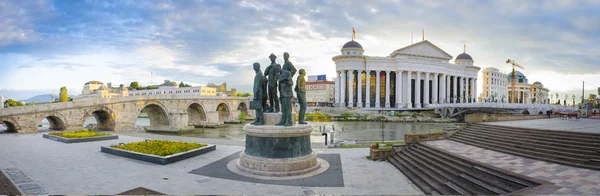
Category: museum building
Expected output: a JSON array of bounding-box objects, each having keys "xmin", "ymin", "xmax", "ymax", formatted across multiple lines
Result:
[{"xmin": 332, "ymin": 39, "xmax": 481, "ymax": 109}]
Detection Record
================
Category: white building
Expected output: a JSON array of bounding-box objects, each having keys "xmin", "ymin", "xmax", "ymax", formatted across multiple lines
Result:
[
  {"xmin": 506, "ymin": 71, "xmax": 550, "ymax": 104},
  {"xmin": 333, "ymin": 39, "xmax": 480, "ymax": 109},
  {"xmin": 1, "ymin": 95, "xmax": 4, "ymax": 108},
  {"xmin": 74, "ymin": 81, "xmax": 128, "ymax": 101},
  {"xmin": 481, "ymin": 67, "xmax": 509, "ymax": 102},
  {"xmin": 128, "ymin": 80, "xmax": 217, "ymax": 97}
]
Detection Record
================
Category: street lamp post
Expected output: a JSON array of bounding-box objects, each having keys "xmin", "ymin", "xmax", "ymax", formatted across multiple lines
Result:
[{"xmin": 572, "ymin": 94, "xmax": 576, "ymax": 109}]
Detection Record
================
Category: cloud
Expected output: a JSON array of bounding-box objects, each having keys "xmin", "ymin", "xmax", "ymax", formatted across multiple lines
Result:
[{"xmin": 0, "ymin": 0, "xmax": 600, "ymax": 96}]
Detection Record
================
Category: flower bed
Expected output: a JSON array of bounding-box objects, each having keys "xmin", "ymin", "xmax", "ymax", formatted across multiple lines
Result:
[
  {"xmin": 43, "ymin": 129, "xmax": 118, "ymax": 143},
  {"xmin": 101, "ymin": 140, "xmax": 216, "ymax": 165}
]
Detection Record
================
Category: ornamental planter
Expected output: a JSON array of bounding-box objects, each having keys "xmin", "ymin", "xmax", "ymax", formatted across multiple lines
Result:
[
  {"xmin": 43, "ymin": 133, "xmax": 118, "ymax": 144},
  {"xmin": 101, "ymin": 144, "xmax": 216, "ymax": 165},
  {"xmin": 370, "ymin": 148, "xmax": 394, "ymax": 160}
]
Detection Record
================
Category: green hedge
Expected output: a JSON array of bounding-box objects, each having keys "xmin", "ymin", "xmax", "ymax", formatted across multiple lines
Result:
[{"xmin": 112, "ymin": 140, "xmax": 207, "ymax": 157}]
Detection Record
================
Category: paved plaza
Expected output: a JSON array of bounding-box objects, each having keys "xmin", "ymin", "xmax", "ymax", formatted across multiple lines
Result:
[
  {"xmin": 481, "ymin": 118, "xmax": 600, "ymax": 133},
  {"xmin": 0, "ymin": 133, "xmax": 421, "ymax": 195}
]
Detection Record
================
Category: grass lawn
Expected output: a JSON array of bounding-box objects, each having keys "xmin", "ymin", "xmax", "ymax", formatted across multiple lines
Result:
[{"xmin": 111, "ymin": 140, "xmax": 207, "ymax": 157}]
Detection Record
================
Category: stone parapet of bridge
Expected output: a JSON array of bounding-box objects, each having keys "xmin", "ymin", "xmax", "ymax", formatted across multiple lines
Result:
[
  {"xmin": 426, "ymin": 103, "xmax": 577, "ymax": 118},
  {"xmin": 0, "ymin": 95, "xmax": 252, "ymax": 134}
]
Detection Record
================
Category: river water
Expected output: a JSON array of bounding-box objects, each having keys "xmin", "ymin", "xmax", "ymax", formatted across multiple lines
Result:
[{"xmin": 26, "ymin": 117, "xmax": 459, "ymax": 142}]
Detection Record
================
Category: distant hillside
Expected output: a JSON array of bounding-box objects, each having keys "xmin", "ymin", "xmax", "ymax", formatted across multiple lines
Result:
[{"xmin": 19, "ymin": 94, "xmax": 75, "ymax": 103}]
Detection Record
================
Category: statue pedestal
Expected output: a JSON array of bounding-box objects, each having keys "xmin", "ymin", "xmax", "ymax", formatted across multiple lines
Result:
[
  {"xmin": 232, "ymin": 116, "xmax": 327, "ymax": 178},
  {"xmin": 263, "ymin": 112, "xmax": 297, "ymax": 125}
]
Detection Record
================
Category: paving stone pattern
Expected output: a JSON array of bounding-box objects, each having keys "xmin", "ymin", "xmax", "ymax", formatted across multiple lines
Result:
[
  {"xmin": 189, "ymin": 151, "xmax": 344, "ymax": 187},
  {"xmin": 481, "ymin": 118, "xmax": 600, "ymax": 133},
  {"xmin": 3, "ymin": 168, "xmax": 47, "ymax": 194},
  {"xmin": 0, "ymin": 133, "xmax": 421, "ymax": 195},
  {"xmin": 0, "ymin": 169, "xmax": 20, "ymax": 195},
  {"xmin": 427, "ymin": 140, "xmax": 600, "ymax": 195}
]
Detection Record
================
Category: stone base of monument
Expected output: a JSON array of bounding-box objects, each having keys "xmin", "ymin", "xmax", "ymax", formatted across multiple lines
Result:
[
  {"xmin": 263, "ymin": 112, "xmax": 297, "ymax": 125},
  {"xmin": 230, "ymin": 115, "xmax": 328, "ymax": 179}
]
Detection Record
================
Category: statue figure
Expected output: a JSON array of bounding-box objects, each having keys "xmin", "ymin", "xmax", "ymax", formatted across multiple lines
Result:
[
  {"xmin": 276, "ymin": 69, "xmax": 294, "ymax": 126},
  {"xmin": 251, "ymin": 63, "xmax": 266, "ymax": 125},
  {"xmin": 281, "ymin": 52, "xmax": 297, "ymax": 80},
  {"xmin": 295, "ymin": 69, "xmax": 307, "ymax": 124},
  {"xmin": 264, "ymin": 53, "xmax": 281, "ymax": 113}
]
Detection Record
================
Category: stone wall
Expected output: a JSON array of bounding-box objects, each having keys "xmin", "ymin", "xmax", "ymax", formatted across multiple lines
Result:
[{"xmin": 464, "ymin": 113, "xmax": 549, "ymax": 123}]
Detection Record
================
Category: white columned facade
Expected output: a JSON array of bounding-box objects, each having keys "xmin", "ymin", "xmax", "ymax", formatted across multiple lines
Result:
[
  {"xmin": 335, "ymin": 71, "xmax": 340, "ymax": 106},
  {"xmin": 433, "ymin": 73, "xmax": 439, "ymax": 104},
  {"xmin": 415, "ymin": 72, "xmax": 421, "ymax": 108},
  {"xmin": 474, "ymin": 78, "xmax": 478, "ymax": 103},
  {"xmin": 458, "ymin": 77, "xmax": 463, "ymax": 103},
  {"xmin": 357, "ymin": 70, "xmax": 363, "ymax": 107},
  {"xmin": 340, "ymin": 71, "xmax": 346, "ymax": 107},
  {"xmin": 406, "ymin": 71, "xmax": 412, "ymax": 108},
  {"xmin": 424, "ymin": 72, "xmax": 430, "ymax": 106},
  {"xmin": 396, "ymin": 71, "xmax": 402, "ymax": 108},
  {"xmin": 469, "ymin": 78, "xmax": 474, "ymax": 103},
  {"xmin": 445, "ymin": 75, "xmax": 449, "ymax": 104},
  {"xmin": 452, "ymin": 76, "xmax": 457, "ymax": 103},
  {"xmin": 375, "ymin": 70, "xmax": 381, "ymax": 108},
  {"xmin": 462, "ymin": 77, "xmax": 467, "ymax": 103},
  {"xmin": 348, "ymin": 70, "xmax": 354, "ymax": 106},
  {"xmin": 385, "ymin": 71, "xmax": 390, "ymax": 108},
  {"xmin": 365, "ymin": 71, "xmax": 370, "ymax": 108}
]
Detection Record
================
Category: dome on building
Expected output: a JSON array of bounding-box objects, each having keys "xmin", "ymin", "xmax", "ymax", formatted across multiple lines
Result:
[
  {"xmin": 342, "ymin": 40, "xmax": 363, "ymax": 49},
  {"xmin": 160, "ymin": 80, "xmax": 177, "ymax": 87},
  {"xmin": 456, "ymin": 53, "xmax": 473, "ymax": 61},
  {"xmin": 533, "ymin": 81, "xmax": 543, "ymax": 86},
  {"xmin": 508, "ymin": 71, "xmax": 528, "ymax": 83}
]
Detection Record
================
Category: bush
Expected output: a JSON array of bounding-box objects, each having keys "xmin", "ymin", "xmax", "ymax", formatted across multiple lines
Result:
[
  {"xmin": 238, "ymin": 112, "xmax": 247, "ymax": 121},
  {"xmin": 49, "ymin": 129, "xmax": 110, "ymax": 138},
  {"xmin": 305, "ymin": 113, "xmax": 331, "ymax": 122},
  {"xmin": 112, "ymin": 140, "xmax": 207, "ymax": 157}
]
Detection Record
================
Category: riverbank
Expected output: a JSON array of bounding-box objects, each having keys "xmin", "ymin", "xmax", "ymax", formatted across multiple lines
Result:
[{"xmin": 306, "ymin": 110, "xmax": 457, "ymax": 123}]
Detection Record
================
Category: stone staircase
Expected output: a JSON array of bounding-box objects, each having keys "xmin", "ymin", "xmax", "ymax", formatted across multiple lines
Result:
[
  {"xmin": 450, "ymin": 123, "xmax": 600, "ymax": 171},
  {"xmin": 388, "ymin": 143, "xmax": 540, "ymax": 195}
]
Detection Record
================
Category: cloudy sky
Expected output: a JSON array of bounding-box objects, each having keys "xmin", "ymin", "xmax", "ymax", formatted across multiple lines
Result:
[{"xmin": 1, "ymin": 0, "xmax": 600, "ymax": 102}]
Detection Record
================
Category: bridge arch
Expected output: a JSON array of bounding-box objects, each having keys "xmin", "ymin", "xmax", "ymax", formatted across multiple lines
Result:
[
  {"xmin": 82, "ymin": 106, "xmax": 116, "ymax": 131},
  {"xmin": 0, "ymin": 117, "xmax": 20, "ymax": 133},
  {"xmin": 139, "ymin": 103, "xmax": 170, "ymax": 127},
  {"xmin": 237, "ymin": 102, "xmax": 248, "ymax": 115},
  {"xmin": 217, "ymin": 102, "xmax": 231, "ymax": 121},
  {"xmin": 37, "ymin": 112, "xmax": 68, "ymax": 131},
  {"xmin": 187, "ymin": 102, "xmax": 206, "ymax": 126}
]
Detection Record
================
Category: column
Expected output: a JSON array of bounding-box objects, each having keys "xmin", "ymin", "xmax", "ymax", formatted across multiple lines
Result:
[
  {"xmin": 407, "ymin": 71, "xmax": 412, "ymax": 108},
  {"xmin": 462, "ymin": 77, "xmax": 467, "ymax": 103},
  {"xmin": 375, "ymin": 70, "xmax": 381, "ymax": 108},
  {"xmin": 433, "ymin": 73, "xmax": 439, "ymax": 104},
  {"xmin": 340, "ymin": 70, "xmax": 346, "ymax": 107},
  {"xmin": 348, "ymin": 70, "xmax": 354, "ymax": 107},
  {"xmin": 474, "ymin": 78, "xmax": 477, "ymax": 103},
  {"xmin": 357, "ymin": 70, "xmax": 363, "ymax": 108},
  {"xmin": 424, "ymin": 72, "xmax": 430, "ymax": 106},
  {"xmin": 470, "ymin": 78, "xmax": 474, "ymax": 103},
  {"xmin": 365, "ymin": 71, "xmax": 371, "ymax": 108},
  {"xmin": 385, "ymin": 70, "xmax": 390, "ymax": 108},
  {"xmin": 452, "ymin": 76, "xmax": 457, "ymax": 103},
  {"xmin": 445, "ymin": 75, "xmax": 449, "ymax": 104},
  {"xmin": 458, "ymin": 77, "xmax": 463, "ymax": 103},
  {"xmin": 415, "ymin": 71, "xmax": 421, "ymax": 108},
  {"xmin": 396, "ymin": 71, "xmax": 402, "ymax": 108},
  {"xmin": 335, "ymin": 71, "xmax": 340, "ymax": 106}
]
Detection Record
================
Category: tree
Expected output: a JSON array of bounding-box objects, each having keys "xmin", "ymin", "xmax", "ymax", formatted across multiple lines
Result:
[
  {"xmin": 4, "ymin": 99, "xmax": 18, "ymax": 106},
  {"xmin": 130, "ymin": 81, "xmax": 140, "ymax": 90},
  {"xmin": 236, "ymin": 93, "xmax": 252, "ymax": 97},
  {"xmin": 16, "ymin": 101, "xmax": 25, "ymax": 106},
  {"xmin": 179, "ymin": 81, "xmax": 191, "ymax": 87},
  {"xmin": 59, "ymin": 87, "xmax": 69, "ymax": 102}
]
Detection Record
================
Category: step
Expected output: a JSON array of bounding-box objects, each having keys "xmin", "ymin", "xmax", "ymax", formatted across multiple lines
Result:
[
  {"xmin": 459, "ymin": 173, "xmax": 507, "ymax": 195},
  {"xmin": 415, "ymin": 144, "xmax": 527, "ymax": 193},
  {"xmin": 400, "ymin": 150, "xmax": 457, "ymax": 194},
  {"xmin": 404, "ymin": 147, "xmax": 492, "ymax": 195},
  {"xmin": 463, "ymin": 127, "xmax": 600, "ymax": 153},
  {"xmin": 466, "ymin": 126, "xmax": 600, "ymax": 147},
  {"xmin": 472, "ymin": 124, "xmax": 600, "ymax": 138},
  {"xmin": 458, "ymin": 130, "xmax": 600, "ymax": 160},
  {"xmin": 449, "ymin": 136, "xmax": 600, "ymax": 171},
  {"xmin": 472, "ymin": 166, "xmax": 538, "ymax": 187},
  {"xmin": 388, "ymin": 155, "xmax": 435, "ymax": 194},
  {"xmin": 470, "ymin": 124, "xmax": 600, "ymax": 142},
  {"xmin": 453, "ymin": 132, "xmax": 595, "ymax": 163}
]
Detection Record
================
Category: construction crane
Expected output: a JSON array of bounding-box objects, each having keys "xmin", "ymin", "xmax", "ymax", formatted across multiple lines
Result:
[{"xmin": 506, "ymin": 59, "xmax": 525, "ymax": 103}]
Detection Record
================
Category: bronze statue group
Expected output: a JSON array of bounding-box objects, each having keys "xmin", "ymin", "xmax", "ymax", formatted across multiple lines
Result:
[{"xmin": 251, "ymin": 52, "xmax": 306, "ymax": 126}]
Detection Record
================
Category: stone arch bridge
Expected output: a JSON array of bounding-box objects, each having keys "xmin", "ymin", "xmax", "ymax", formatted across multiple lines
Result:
[
  {"xmin": 427, "ymin": 103, "xmax": 577, "ymax": 118},
  {"xmin": 0, "ymin": 95, "xmax": 253, "ymax": 133}
]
